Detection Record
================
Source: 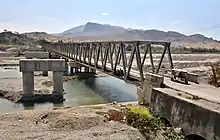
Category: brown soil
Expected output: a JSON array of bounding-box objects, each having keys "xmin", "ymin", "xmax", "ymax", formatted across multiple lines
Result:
[
  {"xmin": 0, "ymin": 103, "xmax": 146, "ymax": 140},
  {"xmin": 0, "ymin": 102, "xmax": 184, "ymax": 140}
]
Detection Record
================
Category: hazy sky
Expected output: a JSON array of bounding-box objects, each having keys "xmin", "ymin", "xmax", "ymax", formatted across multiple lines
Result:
[{"xmin": 0, "ymin": 0, "xmax": 220, "ymax": 39}]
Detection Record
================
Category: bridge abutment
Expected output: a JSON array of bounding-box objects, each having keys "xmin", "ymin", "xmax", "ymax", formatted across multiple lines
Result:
[
  {"xmin": 137, "ymin": 73, "xmax": 219, "ymax": 140},
  {"xmin": 137, "ymin": 73, "xmax": 164, "ymax": 105}
]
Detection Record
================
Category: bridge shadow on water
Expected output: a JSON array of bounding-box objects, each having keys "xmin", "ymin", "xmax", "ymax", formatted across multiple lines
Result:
[{"xmin": 82, "ymin": 76, "xmax": 137, "ymax": 103}]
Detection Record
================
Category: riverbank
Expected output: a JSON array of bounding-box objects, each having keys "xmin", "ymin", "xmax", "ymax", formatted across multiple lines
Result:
[{"xmin": 0, "ymin": 102, "xmax": 184, "ymax": 140}]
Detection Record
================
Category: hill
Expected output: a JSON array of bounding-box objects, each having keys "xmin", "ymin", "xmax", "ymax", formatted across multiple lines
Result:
[
  {"xmin": 55, "ymin": 22, "xmax": 220, "ymax": 49},
  {"xmin": 1, "ymin": 22, "xmax": 220, "ymax": 50},
  {"xmin": 0, "ymin": 31, "xmax": 36, "ymax": 45}
]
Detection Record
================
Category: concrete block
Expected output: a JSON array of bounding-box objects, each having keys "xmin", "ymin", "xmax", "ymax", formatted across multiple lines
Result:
[
  {"xmin": 145, "ymin": 72, "xmax": 164, "ymax": 87},
  {"xmin": 24, "ymin": 51, "xmax": 49, "ymax": 59},
  {"xmin": 19, "ymin": 59, "xmax": 65, "ymax": 72},
  {"xmin": 138, "ymin": 73, "xmax": 164, "ymax": 105}
]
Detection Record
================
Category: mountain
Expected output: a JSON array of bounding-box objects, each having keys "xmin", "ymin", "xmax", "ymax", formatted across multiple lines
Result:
[
  {"xmin": 57, "ymin": 22, "xmax": 216, "ymax": 42},
  {"xmin": 53, "ymin": 22, "xmax": 220, "ymax": 49},
  {"xmin": 59, "ymin": 22, "xmax": 127, "ymax": 37}
]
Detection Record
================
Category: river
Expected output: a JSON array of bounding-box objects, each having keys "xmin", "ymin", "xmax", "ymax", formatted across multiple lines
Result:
[{"xmin": 0, "ymin": 66, "xmax": 137, "ymax": 113}]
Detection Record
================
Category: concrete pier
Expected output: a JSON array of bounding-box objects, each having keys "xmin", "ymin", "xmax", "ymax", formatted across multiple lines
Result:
[
  {"xmin": 20, "ymin": 59, "xmax": 65, "ymax": 96},
  {"xmin": 52, "ymin": 71, "xmax": 63, "ymax": 94},
  {"xmin": 70, "ymin": 67, "xmax": 74, "ymax": 75},
  {"xmin": 89, "ymin": 68, "xmax": 96, "ymax": 73},
  {"xmin": 85, "ymin": 67, "xmax": 89, "ymax": 72},
  {"xmin": 68, "ymin": 61, "xmax": 85, "ymax": 75},
  {"xmin": 22, "ymin": 72, "xmax": 34, "ymax": 95},
  {"xmin": 64, "ymin": 61, "xmax": 69, "ymax": 76}
]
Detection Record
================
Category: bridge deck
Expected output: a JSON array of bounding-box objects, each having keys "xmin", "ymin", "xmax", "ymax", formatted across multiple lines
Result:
[{"xmin": 164, "ymin": 77, "xmax": 220, "ymax": 105}]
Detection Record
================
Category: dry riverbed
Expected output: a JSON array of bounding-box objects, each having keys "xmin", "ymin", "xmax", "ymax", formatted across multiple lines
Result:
[{"xmin": 0, "ymin": 102, "xmax": 184, "ymax": 140}]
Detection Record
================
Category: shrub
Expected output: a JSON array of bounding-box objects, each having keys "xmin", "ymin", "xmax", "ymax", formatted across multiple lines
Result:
[
  {"xmin": 125, "ymin": 106, "xmax": 184, "ymax": 140},
  {"xmin": 208, "ymin": 63, "xmax": 220, "ymax": 87}
]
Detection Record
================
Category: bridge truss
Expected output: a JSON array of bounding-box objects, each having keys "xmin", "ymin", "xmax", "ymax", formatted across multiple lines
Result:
[{"xmin": 42, "ymin": 41, "xmax": 174, "ymax": 86}]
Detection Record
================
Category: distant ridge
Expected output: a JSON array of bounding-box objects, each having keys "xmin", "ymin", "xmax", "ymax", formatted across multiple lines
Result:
[
  {"xmin": 55, "ymin": 22, "xmax": 216, "ymax": 42},
  {"xmin": 7, "ymin": 22, "xmax": 219, "ymax": 49}
]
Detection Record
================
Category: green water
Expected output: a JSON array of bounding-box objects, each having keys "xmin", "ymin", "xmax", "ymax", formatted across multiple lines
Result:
[{"xmin": 0, "ymin": 66, "xmax": 137, "ymax": 113}]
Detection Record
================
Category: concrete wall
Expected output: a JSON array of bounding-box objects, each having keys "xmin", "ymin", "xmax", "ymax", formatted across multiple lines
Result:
[
  {"xmin": 24, "ymin": 51, "xmax": 49, "ymax": 59},
  {"xmin": 19, "ymin": 59, "xmax": 65, "ymax": 72},
  {"xmin": 150, "ymin": 88, "xmax": 220, "ymax": 140}
]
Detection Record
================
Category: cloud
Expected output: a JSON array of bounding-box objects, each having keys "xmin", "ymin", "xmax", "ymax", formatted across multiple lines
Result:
[{"xmin": 101, "ymin": 13, "xmax": 109, "ymax": 16}]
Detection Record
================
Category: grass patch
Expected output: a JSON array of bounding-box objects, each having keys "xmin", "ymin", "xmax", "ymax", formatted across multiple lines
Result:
[
  {"xmin": 126, "ymin": 106, "xmax": 185, "ymax": 139},
  {"xmin": 106, "ymin": 106, "xmax": 185, "ymax": 140}
]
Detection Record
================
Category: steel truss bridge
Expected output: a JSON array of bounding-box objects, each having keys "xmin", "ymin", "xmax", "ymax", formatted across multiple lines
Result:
[{"xmin": 42, "ymin": 41, "xmax": 174, "ymax": 86}]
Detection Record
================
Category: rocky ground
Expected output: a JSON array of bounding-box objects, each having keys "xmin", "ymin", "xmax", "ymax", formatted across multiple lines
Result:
[{"xmin": 0, "ymin": 102, "xmax": 184, "ymax": 140}]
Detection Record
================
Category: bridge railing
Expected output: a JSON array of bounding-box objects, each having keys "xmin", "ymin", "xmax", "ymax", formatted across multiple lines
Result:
[{"xmin": 42, "ymin": 41, "xmax": 174, "ymax": 85}]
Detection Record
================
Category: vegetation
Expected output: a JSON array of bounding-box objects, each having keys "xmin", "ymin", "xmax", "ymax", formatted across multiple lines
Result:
[
  {"xmin": 107, "ymin": 106, "xmax": 185, "ymax": 140},
  {"xmin": 208, "ymin": 63, "xmax": 220, "ymax": 87},
  {"xmin": 125, "ymin": 106, "xmax": 185, "ymax": 140}
]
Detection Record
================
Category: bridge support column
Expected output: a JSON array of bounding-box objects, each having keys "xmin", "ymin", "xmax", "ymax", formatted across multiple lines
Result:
[
  {"xmin": 70, "ymin": 67, "xmax": 74, "ymax": 75},
  {"xmin": 89, "ymin": 68, "xmax": 96, "ymax": 73},
  {"xmin": 53, "ymin": 71, "xmax": 63, "ymax": 94},
  {"xmin": 137, "ymin": 73, "xmax": 164, "ymax": 105},
  {"xmin": 75, "ymin": 68, "xmax": 78, "ymax": 73},
  {"xmin": 22, "ymin": 72, "xmax": 34, "ymax": 95},
  {"xmin": 49, "ymin": 52, "xmax": 52, "ymax": 59},
  {"xmin": 85, "ymin": 67, "xmax": 89, "ymax": 72},
  {"xmin": 63, "ymin": 61, "xmax": 69, "ymax": 76}
]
